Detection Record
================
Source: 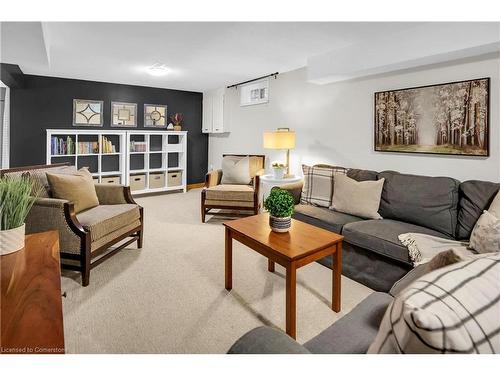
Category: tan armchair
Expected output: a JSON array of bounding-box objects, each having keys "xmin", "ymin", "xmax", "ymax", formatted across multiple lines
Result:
[
  {"xmin": 1, "ymin": 163, "xmax": 143, "ymax": 286},
  {"xmin": 201, "ymin": 154, "xmax": 265, "ymax": 222}
]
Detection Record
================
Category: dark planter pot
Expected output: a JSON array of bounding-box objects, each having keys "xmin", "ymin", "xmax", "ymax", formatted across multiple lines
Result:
[{"xmin": 269, "ymin": 215, "xmax": 291, "ymax": 233}]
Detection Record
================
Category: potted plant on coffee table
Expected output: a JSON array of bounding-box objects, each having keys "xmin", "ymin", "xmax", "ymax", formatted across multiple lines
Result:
[
  {"xmin": 264, "ymin": 188, "xmax": 295, "ymax": 233},
  {"xmin": 0, "ymin": 176, "xmax": 36, "ymax": 255}
]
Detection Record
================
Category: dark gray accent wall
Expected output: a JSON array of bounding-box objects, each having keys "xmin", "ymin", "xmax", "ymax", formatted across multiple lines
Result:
[{"xmin": 9, "ymin": 74, "xmax": 207, "ymax": 184}]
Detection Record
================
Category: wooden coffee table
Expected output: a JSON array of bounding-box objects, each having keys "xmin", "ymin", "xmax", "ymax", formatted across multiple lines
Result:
[{"xmin": 223, "ymin": 213, "xmax": 343, "ymax": 339}]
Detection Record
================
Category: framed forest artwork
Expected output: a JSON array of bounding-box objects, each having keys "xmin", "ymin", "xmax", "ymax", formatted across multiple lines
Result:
[{"xmin": 374, "ymin": 78, "xmax": 489, "ymax": 156}]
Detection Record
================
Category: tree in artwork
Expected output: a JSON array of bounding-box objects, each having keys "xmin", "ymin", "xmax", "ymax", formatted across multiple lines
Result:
[{"xmin": 375, "ymin": 78, "xmax": 489, "ymax": 155}]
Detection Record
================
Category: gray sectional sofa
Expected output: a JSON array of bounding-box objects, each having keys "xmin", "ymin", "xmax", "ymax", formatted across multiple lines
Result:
[
  {"xmin": 228, "ymin": 264, "xmax": 428, "ymax": 354},
  {"xmin": 282, "ymin": 168, "xmax": 499, "ymax": 292}
]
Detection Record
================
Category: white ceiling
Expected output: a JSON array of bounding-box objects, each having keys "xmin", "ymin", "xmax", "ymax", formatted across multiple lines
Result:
[{"xmin": 1, "ymin": 22, "xmax": 425, "ymax": 92}]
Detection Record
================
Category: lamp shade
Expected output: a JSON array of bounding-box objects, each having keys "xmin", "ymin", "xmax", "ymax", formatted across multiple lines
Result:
[{"xmin": 263, "ymin": 130, "xmax": 296, "ymax": 150}]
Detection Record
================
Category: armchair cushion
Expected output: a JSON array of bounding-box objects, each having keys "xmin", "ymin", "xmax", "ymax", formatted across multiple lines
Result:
[
  {"xmin": 221, "ymin": 156, "xmax": 251, "ymax": 185},
  {"xmin": 205, "ymin": 184, "xmax": 254, "ymax": 202},
  {"xmin": 77, "ymin": 204, "xmax": 140, "ymax": 243},
  {"xmin": 46, "ymin": 168, "xmax": 99, "ymax": 213}
]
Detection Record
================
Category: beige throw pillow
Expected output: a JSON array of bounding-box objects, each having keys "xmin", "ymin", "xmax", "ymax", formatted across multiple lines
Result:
[
  {"xmin": 487, "ymin": 190, "xmax": 500, "ymax": 217},
  {"xmin": 469, "ymin": 210, "xmax": 500, "ymax": 254},
  {"xmin": 46, "ymin": 168, "xmax": 99, "ymax": 213},
  {"xmin": 221, "ymin": 156, "xmax": 251, "ymax": 185},
  {"xmin": 330, "ymin": 175, "xmax": 384, "ymax": 219}
]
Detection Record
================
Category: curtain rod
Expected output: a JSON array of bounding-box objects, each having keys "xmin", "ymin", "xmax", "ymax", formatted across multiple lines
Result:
[{"xmin": 227, "ymin": 72, "xmax": 279, "ymax": 89}]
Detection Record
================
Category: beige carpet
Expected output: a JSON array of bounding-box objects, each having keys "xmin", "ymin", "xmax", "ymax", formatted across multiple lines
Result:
[{"xmin": 61, "ymin": 189, "xmax": 372, "ymax": 353}]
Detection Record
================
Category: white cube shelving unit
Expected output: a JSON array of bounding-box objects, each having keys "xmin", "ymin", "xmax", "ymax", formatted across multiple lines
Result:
[{"xmin": 46, "ymin": 129, "xmax": 187, "ymax": 195}]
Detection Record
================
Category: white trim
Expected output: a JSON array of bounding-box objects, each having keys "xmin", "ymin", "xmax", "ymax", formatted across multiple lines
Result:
[{"xmin": 0, "ymin": 81, "xmax": 10, "ymax": 169}]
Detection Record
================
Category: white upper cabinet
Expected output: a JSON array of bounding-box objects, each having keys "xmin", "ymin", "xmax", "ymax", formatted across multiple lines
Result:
[{"xmin": 202, "ymin": 88, "xmax": 226, "ymax": 134}]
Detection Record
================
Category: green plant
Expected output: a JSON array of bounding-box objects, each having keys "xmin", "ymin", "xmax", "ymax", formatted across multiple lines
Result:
[
  {"xmin": 0, "ymin": 176, "xmax": 36, "ymax": 230},
  {"xmin": 264, "ymin": 188, "xmax": 295, "ymax": 218},
  {"xmin": 271, "ymin": 162, "xmax": 286, "ymax": 169}
]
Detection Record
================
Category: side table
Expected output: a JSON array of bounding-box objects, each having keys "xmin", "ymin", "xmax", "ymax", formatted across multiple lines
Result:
[{"xmin": 260, "ymin": 174, "xmax": 302, "ymax": 210}]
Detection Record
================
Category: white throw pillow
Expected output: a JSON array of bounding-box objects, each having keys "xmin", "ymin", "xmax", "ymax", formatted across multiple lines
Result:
[
  {"xmin": 368, "ymin": 254, "xmax": 500, "ymax": 354},
  {"xmin": 330, "ymin": 175, "xmax": 384, "ymax": 219},
  {"xmin": 221, "ymin": 156, "xmax": 251, "ymax": 185},
  {"xmin": 469, "ymin": 210, "xmax": 500, "ymax": 253}
]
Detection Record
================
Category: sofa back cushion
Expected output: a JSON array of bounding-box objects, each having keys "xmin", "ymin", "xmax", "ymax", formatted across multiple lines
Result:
[
  {"xmin": 378, "ymin": 171, "xmax": 459, "ymax": 238},
  {"xmin": 346, "ymin": 168, "xmax": 378, "ymax": 182},
  {"xmin": 456, "ymin": 180, "xmax": 500, "ymax": 240}
]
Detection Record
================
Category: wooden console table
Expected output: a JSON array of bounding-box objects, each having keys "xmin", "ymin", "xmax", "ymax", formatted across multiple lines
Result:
[{"xmin": 1, "ymin": 231, "xmax": 65, "ymax": 354}]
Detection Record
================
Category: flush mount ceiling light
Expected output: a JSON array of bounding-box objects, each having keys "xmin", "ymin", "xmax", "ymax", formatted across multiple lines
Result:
[{"xmin": 147, "ymin": 63, "xmax": 169, "ymax": 76}]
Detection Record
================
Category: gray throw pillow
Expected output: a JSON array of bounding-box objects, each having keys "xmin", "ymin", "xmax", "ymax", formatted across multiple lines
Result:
[
  {"xmin": 330, "ymin": 175, "xmax": 384, "ymax": 219},
  {"xmin": 221, "ymin": 156, "xmax": 251, "ymax": 185}
]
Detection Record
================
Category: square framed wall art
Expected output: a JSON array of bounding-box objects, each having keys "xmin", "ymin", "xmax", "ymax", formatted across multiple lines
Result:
[
  {"xmin": 111, "ymin": 102, "xmax": 137, "ymax": 127},
  {"xmin": 374, "ymin": 77, "xmax": 489, "ymax": 156},
  {"xmin": 144, "ymin": 104, "xmax": 167, "ymax": 128},
  {"xmin": 73, "ymin": 99, "xmax": 104, "ymax": 127}
]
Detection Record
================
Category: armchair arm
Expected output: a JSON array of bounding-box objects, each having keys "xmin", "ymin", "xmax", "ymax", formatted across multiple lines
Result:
[
  {"xmin": 94, "ymin": 183, "xmax": 136, "ymax": 205},
  {"xmin": 26, "ymin": 197, "xmax": 84, "ymax": 255},
  {"xmin": 204, "ymin": 169, "xmax": 222, "ymax": 188},
  {"xmin": 228, "ymin": 327, "xmax": 310, "ymax": 354},
  {"xmin": 279, "ymin": 180, "xmax": 304, "ymax": 205}
]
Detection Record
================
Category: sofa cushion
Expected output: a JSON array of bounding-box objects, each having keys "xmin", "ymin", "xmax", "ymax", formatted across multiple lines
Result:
[
  {"xmin": 228, "ymin": 326, "xmax": 310, "ymax": 354},
  {"xmin": 347, "ymin": 168, "xmax": 378, "ymax": 182},
  {"xmin": 304, "ymin": 292, "xmax": 393, "ymax": 354},
  {"xmin": 293, "ymin": 204, "xmax": 364, "ymax": 234},
  {"xmin": 378, "ymin": 170, "xmax": 459, "ymax": 238},
  {"xmin": 77, "ymin": 204, "xmax": 141, "ymax": 242},
  {"xmin": 205, "ymin": 184, "xmax": 254, "ymax": 202},
  {"xmin": 342, "ymin": 219, "xmax": 450, "ymax": 264},
  {"xmin": 456, "ymin": 180, "xmax": 500, "ymax": 239}
]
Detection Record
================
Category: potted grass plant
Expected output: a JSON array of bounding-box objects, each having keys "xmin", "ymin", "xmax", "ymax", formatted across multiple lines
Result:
[
  {"xmin": 264, "ymin": 188, "xmax": 295, "ymax": 233},
  {"xmin": 0, "ymin": 176, "xmax": 36, "ymax": 255},
  {"xmin": 170, "ymin": 113, "xmax": 183, "ymax": 131}
]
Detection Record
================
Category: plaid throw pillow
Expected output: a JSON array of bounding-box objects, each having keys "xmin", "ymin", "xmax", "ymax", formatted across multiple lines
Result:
[
  {"xmin": 300, "ymin": 164, "xmax": 347, "ymax": 208},
  {"xmin": 368, "ymin": 254, "xmax": 500, "ymax": 354}
]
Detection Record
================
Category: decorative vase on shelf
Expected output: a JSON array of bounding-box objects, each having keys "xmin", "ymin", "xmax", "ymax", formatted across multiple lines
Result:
[
  {"xmin": 170, "ymin": 113, "xmax": 183, "ymax": 132},
  {"xmin": 0, "ymin": 224, "xmax": 25, "ymax": 255},
  {"xmin": 173, "ymin": 125, "xmax": 182, "ymax": 131}
]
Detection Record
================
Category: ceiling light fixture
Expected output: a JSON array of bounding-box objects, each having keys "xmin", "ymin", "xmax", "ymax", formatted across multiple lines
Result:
[{"xmin": 147, "ymin": 63, "xmax": 169, "ymax": 76}]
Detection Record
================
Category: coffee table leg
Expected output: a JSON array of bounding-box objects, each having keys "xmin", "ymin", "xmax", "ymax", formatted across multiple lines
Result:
[
  {"xmin": 225, "ymin": 227, "xmax": 232, "ymax": 291},
  {"xmin": 268, "ymin": 259, "xmax": 275, "ymax": 272},
  {"xmin": 332, "ymin": 242, "xmax": 342, "ymax": 312},
  {"xmin": 286, "ymin": 262, "xmax": 297, "ymax": 339}
]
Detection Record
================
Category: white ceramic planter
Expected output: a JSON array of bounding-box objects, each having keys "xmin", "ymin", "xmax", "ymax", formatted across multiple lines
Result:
[
  {"xmin": 272, "ymin": 168, "xmax": 286, "ymax": 180},
  {"xmin": 0, "ymin": 224, "xmax": 26, "ymax": 256},
  {"xmin": 269, "ymin": 216, "xmax": 291, "ymax": 233}
]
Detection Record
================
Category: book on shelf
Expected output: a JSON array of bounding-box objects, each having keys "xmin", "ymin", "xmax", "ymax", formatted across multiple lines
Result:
[
  {"xmin": 102, "ymin": 136, "xmax": 117, "ymax": 154},
  {"xmin": 51, "ymin": 136, "xmax": 75, "ymax": 155},
  {"xmin": 78, "ymin": 141, "xmax": 99, "ymax": 154}
]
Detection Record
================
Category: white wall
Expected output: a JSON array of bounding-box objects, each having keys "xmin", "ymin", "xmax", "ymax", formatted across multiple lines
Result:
[{"xmin": 208, "ymin": 56, "xmax": 500, "ymax": 182}]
